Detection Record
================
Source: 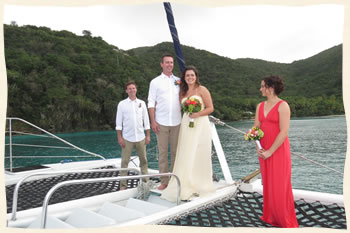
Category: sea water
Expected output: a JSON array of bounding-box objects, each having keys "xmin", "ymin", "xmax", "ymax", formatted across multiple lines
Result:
[{"xmin": 5, "ymin": 115, "xmax": 347, "ymax": 195}]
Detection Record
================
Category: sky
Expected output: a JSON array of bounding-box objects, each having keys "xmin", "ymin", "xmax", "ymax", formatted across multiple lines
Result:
[{"xmin": 3, "ymin": 3, "xmax": 344, "ymax": 63}]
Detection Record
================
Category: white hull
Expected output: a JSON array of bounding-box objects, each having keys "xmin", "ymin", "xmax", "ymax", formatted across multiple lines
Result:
[
  {"xmin": 239, "ymin": 179, "xmax": 344, "ymax": 207},
  {"xmin": 6, "ymin": 157, "xmax": 344, "ymax": 229},
  {"xmin": 5, "ymin": 118, "xmax": 345, "ymax": 229},
  {"xmin": 6, "ymin": 157, "xmax": 237, "ymax": 228}
]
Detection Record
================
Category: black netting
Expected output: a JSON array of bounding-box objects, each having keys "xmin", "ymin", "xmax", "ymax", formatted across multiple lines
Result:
[
  {"xmin": 6, "ymin": 173, "xmax": 346, "ymax": 229},
  {"xmin": 165, "ymin": 191, "xmax": 346, "ymax": 229},
  {"xmin": 5, "ymin": 167, "xmax": 145, "ymax": 213}
]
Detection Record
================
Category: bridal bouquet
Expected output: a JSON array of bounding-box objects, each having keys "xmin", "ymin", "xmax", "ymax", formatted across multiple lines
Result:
[
  {"xmin": 244, "ymin": 126, "xmax": 264, "ymax": 150},
  {"xmin": 182, "ymin": 97, "xmax": 202, "ymax": 128}
]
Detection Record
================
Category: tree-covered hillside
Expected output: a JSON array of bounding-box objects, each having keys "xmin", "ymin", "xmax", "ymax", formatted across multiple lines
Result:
[
  {"xmin": 5, "ymin": 25, "xmax": 154, "ymax": 132},
  {"xmin": 4, "ymin": 24, "xmax": 344, "ymax": 132},
  {"xmin": 130, "ymin": 42, "xmax": 343, "ymax": 120}
]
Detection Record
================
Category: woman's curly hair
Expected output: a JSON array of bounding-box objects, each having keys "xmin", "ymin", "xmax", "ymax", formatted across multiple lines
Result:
[{"xmin": 263, "ymin": 75, "xmax": 285, "ymax": 95}]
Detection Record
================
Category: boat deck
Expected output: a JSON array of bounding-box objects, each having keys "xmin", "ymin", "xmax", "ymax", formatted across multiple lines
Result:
[
  {"xmin": 6, "ymin": 168, "xmax": 139, "ymax": 213},
  {"xmin": 165, "ymin": 191, "xmax": 346, "ymax": 229},
  {"xmin": 6, "ymin": 169, "xmax": 346, "ymax": 229}
]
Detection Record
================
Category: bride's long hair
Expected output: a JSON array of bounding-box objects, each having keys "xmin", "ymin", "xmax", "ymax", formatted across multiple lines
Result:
[{"xmin": 180, "ymin": 66, "xmax": 201, "ymax": 97}]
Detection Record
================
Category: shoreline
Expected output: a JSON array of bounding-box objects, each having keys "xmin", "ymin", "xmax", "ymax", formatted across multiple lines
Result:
[{"xmin": 237, "ymin": 114, "xmax": 345, "ymax": 123}]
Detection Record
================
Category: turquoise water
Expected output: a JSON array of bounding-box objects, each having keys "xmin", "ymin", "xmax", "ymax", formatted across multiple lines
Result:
[{"xmin": 5, "ymin": 115, "xmax": 346, "ymax": 194}]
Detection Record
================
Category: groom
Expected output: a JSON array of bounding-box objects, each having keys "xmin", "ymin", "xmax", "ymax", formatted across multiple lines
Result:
[{"xmin": 147, "ymin": 54, "xmax": 181, "ymax": 190}]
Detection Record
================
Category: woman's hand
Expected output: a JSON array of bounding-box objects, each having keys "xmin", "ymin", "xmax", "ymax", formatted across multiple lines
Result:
[
  {"xmin": 258, "ymin": 149, "xmax": 272, "ymax": 160},
  {"xmin": 189, "ymin": 112, "xmax": 201, "ymax": 118}
]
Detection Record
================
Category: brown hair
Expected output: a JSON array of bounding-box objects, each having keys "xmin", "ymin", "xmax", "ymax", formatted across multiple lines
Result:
[
  {"xmin": 161, "ymin": 53, "xmax": 174, "ymax": 63},
  {"xmin": 263, "ymin": 75, "xmax": 285, "ymax": 95},
  {"xmin": 180, "ymin": 66, "xmax": 201, "ymax": 96},
  {"xmin": 124, "ymin": 80, "xmax": 137, "ymax": 90}
]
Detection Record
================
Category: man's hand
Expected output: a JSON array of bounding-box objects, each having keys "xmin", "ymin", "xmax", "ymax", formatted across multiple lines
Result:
[
  {"xmin": 118, "ymin": 138, "xmax": 125, "ymax": 148},
  {"xmin": 145, "ymin": 135, "xmax": 151, "ymax": 144},
  {"xmin": 151, "ymin": 121, "xmax": 160, "ymax": 134}
]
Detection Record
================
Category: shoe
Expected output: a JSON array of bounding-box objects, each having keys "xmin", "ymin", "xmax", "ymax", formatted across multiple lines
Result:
[{"xmin": 157, "ymin": 184, "xmax": 168, "ymax": 190}]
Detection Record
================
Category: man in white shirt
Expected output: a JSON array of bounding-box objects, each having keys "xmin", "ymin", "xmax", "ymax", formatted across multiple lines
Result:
[
  {"xmin": 116, "ymin": 81, "xmax": 151, "ymax": 190},
  {"xmin": 148, "ymin": 54, "xmax": 181, "ymax": 190}
]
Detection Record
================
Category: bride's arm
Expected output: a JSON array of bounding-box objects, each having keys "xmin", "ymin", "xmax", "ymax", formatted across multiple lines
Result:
[{"xmin": 190, "ymin": 86, "xmax": 213, "ymax": 118}]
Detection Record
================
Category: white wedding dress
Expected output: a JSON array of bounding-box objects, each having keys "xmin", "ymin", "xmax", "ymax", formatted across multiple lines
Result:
[{"xmin": 160, "ymin": 95, "xmax": 215, "ymax": 202}]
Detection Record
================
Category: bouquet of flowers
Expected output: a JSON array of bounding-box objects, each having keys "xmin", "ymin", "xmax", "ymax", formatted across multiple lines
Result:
[
  {"xmin": 174, "ymin": 80, "xmax": 181, "ymax": 86},
  {"xmin": 244, "ymin": 126, "xmax": 264, "ymax": 149},
  {"xmin": 182, "ymin": 97, "xmax": 202, "ymax": 127}
]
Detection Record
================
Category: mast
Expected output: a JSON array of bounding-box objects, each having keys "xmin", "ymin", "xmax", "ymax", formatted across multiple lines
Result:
[{"xmin": 163, "ymin": 2, "xmax": 185, "ymax": 73}]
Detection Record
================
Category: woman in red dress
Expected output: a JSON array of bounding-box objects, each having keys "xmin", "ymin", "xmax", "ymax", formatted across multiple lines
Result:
[{"xmin": 253, "ymin": 75, "xmax": 299, "ymax": 228}]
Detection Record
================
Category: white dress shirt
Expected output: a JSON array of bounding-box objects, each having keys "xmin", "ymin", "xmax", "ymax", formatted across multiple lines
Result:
[
  {"xmin": 115, "ymin": 97, "xmax": 150, "ymax": 142},
  {"xmin": 148, "ymin": 73, "xmax": 181, "ymax": 126}
]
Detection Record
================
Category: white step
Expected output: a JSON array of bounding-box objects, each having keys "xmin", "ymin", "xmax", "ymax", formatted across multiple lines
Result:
[
  {"xmin": 125, "ymin": 198, "xmax": 168, "ymax": 215},
  {"xmin": 28, "ymin": 215, "xmax": 74, "ymax": 229},
  {"xmin": 147, "ymin": 195, "xmax": 178, "ymax": 208},
  {"xmin": 65, "ymin": 208, "xmax": 115, "ymax": 228},
  {"xmin": 97, "ymin": 202, "xmax": 145, "ymax": 223}
]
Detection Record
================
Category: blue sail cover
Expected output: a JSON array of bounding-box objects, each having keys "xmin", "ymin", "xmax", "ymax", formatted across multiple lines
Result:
[{"xmin": 163, "ymin": 2, "xmax": 185, "ymax": 73}]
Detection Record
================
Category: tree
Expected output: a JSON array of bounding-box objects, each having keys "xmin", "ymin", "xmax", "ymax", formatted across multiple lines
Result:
[
  {"xmin": 82, "ymin": 30, "xmax": 92, "ymax": 37},
  {"xmin": 3, "ymin": 25, "xmax": 343, "ymax": 132}
]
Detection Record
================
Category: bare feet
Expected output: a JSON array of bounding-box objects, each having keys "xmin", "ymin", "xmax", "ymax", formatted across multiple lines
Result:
[
  {"xmin": 157, "ymin": 184, "xmax": 168, "ymax": 190},
  {"xmin": 120, "ymin": 187, "xmax": 127, "ymax": 191}
]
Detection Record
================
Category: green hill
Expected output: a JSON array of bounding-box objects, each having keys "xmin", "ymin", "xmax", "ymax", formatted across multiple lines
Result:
[
  {"xmin": 129, "ymin": 42, "xmax": 343, "ymax": 120},
  {"xmin": 4, "ymin": 24, "xmax": 344, "ymax": 132}
]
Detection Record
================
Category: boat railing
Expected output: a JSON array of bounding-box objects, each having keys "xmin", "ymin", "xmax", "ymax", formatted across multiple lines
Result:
[
  {"xmin": 11, "ymin": 167, "xmax": 140, "ymax": 221},
  {"xmin": 5, "ymin": 117, "xmax": 107, "ymax": 172},
  {"xmin": 209, "ymin": 115, "xmax": 344, "ymax": 177},
  {"xmin": 208, "ymin": 117, "xmax": 234, "ymax": 184},
  {"xmin": 40, "ymin": 173, "xmax": 181, "ymax": 229}
]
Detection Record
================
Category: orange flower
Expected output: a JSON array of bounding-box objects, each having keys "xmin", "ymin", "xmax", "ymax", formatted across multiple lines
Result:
[{"xmin": 181, "ymin": 97, "xmax": 202, "ymax": 128}]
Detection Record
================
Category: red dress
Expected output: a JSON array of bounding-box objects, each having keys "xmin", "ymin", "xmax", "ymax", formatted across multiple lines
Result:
[{"xmin": 258, "ymin": 100, "xmax": 299, "ymax": 228}]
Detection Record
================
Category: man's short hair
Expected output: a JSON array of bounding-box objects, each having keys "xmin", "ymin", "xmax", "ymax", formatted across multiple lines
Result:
[
  {"xmin": 125, "ymin": 80, "xmax": 137, "ymax": 90},
  {"xmin": 161, "ymin": 53, "xmax": 174, "ymax": 63}
]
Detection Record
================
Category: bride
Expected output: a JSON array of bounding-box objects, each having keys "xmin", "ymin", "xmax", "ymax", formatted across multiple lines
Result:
[{"xmin": 161, "ymin": 65, "xmax": 215, "ymax": 202}]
